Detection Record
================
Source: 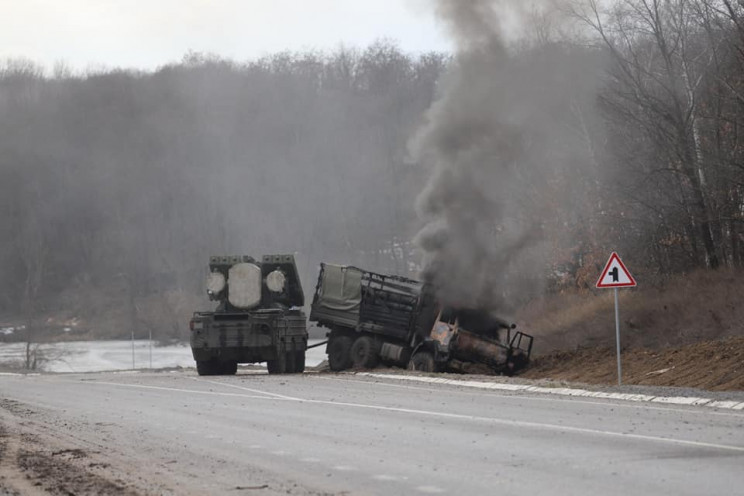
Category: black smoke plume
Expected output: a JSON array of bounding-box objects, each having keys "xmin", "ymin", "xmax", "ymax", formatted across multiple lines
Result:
[{"xmin": 412, "ymin": 0, "xmax": 601, "ymax": 311}]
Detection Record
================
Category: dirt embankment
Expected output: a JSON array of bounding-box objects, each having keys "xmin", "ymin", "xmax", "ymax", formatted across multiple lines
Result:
[
  {"xmin": 521, "ymin": 336, "xmax": 744, "ymax": 391},
  {"xmin": 518, "ymin": 269, "xmax": 744, "ymax": 353},
  {"xmin": 515, "ymin": 269, "xmax": 744, "ymax": 390}
]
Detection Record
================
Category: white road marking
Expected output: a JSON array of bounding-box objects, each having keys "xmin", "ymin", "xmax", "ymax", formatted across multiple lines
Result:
[
  {"xmin": 324, "ymin": 375, "xmax": 744, "ymax": 417},
  {"xmin": 89, "ymin": 381, "xmax": 275, "ymax": 400},
  {"xmin": 372, "ymin": 474, "xmax": 408, "ymax": 482},
  {"xmin": 358, "ymin": 373, "xmax": 744, "ymax": 412},
  {"xmin": 84, "ymin": 379, "xmax": 744, "ymax": 454},
  {"xmin": 416, "ymin": 485, "xmax": 446, "ymax": 493},
  {"xmin": 332, "ymin": 465, "xmax": 356, "ymax": 471},
  {"xmin": 300, "ymin": 457, "xmax": 322, "ymax": 463},
  {"xmin": 316, "ymin": 375, "xmax": 456, "ymax": 392},
  {"xmin": 708, "ymin": 400, "xmax": 744, "ymax": 409},
  {"xmin": 190, "ymin": 377, "xmax": 297, "ymax": 400}
]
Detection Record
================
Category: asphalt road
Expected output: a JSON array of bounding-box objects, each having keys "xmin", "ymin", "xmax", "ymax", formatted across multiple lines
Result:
[{"xmin": 1, "ymin": 370, "xmax": 743, "ymax": 495}]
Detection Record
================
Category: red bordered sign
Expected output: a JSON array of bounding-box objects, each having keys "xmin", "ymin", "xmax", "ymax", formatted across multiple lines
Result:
[{"xmin": 596, "ymin": 252, "xmax": 636, "ymax": 288}]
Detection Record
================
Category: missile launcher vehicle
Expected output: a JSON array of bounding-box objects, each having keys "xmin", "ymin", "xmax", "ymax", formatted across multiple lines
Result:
[{"xmin": 189, "ymin": 254, "xmax": 307, "ymax": 375}]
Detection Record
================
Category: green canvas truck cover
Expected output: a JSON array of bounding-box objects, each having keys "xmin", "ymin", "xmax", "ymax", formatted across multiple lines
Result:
[{"xmin": 316, "ymin": 264, "xmax": 363, "ymax": 313}]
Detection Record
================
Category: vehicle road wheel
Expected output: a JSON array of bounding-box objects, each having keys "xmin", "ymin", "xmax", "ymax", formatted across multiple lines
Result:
[
  {"xmin": 196, "ymin": 359, "xmax": 218, "ymax": 376},
  {"xmin": 294, "ymin": 351, "xmax": 306, "ymax": 374},
  {"xmin": 327, "ymin": 335, "xmax": 353, "ymax": 371},
  {"xmin": 350, "ymin": 336, "xmax": 379, "ymax": 369},
  {"xmin": 408, "ymin": 351, "xmax": 437, "ymax": 373},
  {"xmin": 286, "ymin": 344, "xmax": 298, "ymax": 374},
  {"xmin": 267, "ymin": 345, "xmax": 287, "ymax": 375},
  {"xmin": 221, "ymin": 361, "xmax": 238, "ymax": 375}
]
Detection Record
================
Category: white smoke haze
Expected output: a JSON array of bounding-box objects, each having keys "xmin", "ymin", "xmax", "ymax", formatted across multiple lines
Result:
[{"xmin": 412, "ymin": 0, "xmax": 604, "ymax": 311}]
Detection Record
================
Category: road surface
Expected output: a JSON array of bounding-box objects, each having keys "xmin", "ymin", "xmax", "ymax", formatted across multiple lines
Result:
[{"xmin": 0, "ymin": 370, "xmax": 742, "ymax": 495}]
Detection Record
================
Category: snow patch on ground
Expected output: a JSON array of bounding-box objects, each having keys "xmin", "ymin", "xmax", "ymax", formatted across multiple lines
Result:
[
  {"xmin": 357, "ymin": 373, "xmax": 744, "ymax": 411},
  {"xmin": 0, "ymin": 340, "xmax": 326, "ymax": 373}
]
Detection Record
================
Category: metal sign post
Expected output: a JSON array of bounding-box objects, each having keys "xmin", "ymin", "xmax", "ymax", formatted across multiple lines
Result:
[
  {"xmin": 596, "ymin": 252, "xmax": 636, "ymax": 386},
  {"xmin": 614, "ymin": 287, "xmax": 621, "ymax": 385}
]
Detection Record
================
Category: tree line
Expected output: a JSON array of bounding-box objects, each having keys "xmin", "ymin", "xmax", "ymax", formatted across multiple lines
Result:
[
  {"xmin": 577, "ymin": 0, "xmax": 744, "ymax": 274},
  {"xmin": 0, "ymin": 0, "xmax": 742, "ymax": 341},
  {"xmin": 0, "ymin": 42, "xmax": 447, "ymax": 341}
]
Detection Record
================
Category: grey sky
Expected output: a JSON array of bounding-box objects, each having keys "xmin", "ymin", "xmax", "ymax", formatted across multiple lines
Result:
[{"xmin": 1, "ymin": 0, "xmax": 452, "ymax": 71}]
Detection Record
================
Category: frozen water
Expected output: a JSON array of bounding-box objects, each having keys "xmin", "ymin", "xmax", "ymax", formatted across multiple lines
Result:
[{"xmin": 0, "ymin": 339, "xmax": 327, "ymax": 373}]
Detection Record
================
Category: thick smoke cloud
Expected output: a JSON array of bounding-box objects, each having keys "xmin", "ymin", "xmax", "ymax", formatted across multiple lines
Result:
[{"xmin": 412, "ymin": 0, "xmax": 602, "ymax": 311}]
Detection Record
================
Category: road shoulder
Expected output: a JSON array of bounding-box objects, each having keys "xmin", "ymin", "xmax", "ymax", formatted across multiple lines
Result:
[{"xmin": 356, "ymin": 371, "xmax": 744, "ymax": 411}]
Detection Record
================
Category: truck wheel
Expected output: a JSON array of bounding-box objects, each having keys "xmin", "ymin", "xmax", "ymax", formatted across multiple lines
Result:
[
  {"xmin": 505, "ymin": 350, "xmax": 528, "ymax": 376},
  {"xmin": 408, "ymin": 351, "xmax": 437, "ymax": 373},
  {"xmin": 350, "ymin": 336, "xmax": 379, "ymax": 369},
  {"xmin": 328, "ymin": 336, "xmax": 353, "ymax": 371},
  {"xmin": 267, "ymin": 346, "xmax": 287, "ymax": 375},
  {"xmin": 196, "ymin": 359, "xmax": 218, "ymax": 376}
]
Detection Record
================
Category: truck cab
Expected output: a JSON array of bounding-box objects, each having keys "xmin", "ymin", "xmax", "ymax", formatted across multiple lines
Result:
[{"xmin": 410, "ymin": 307, "xmax": 533, "ymax": 375}]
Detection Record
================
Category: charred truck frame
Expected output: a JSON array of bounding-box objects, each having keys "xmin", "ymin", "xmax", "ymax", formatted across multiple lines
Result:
[
  {"xmin": 190, "ymin": 254, "xmax": 307, "ymax": 375},
  {"xmin": 309, "ymin": 263, "xmax": 533, "ymax": 374}
]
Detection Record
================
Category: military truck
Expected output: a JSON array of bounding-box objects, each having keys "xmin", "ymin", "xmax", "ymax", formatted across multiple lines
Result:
[
  {"xmin": 189, "ymin": 254, "xmax": 307, "ymax": 376},
  {"xmin": 309, "ymin": 263, "xmax": 533, "ymax": 374}
]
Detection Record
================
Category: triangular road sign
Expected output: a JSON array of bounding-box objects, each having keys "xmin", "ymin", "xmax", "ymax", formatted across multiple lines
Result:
[{"xmin": 596, "ymin": 252, "xmax": 636, "ymax": 288}]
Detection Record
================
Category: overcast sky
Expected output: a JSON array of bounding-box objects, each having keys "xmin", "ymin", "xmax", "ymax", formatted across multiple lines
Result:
[{"xmin": 0, "ymin": 0, "xmax": 452, "ymax": 71}]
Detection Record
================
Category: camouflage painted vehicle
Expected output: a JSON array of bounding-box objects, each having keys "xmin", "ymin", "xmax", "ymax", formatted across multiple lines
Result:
[{"xmin": 189, "ymin": 254, "xmax": 307, "ymax": 375}]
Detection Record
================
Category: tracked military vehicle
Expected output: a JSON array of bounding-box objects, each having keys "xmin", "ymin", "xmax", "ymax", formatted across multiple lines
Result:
[
  {"xmin": 189, "ymin": 254, "xmax": 307, "ymax": 375},
  {"xmin": 309, "ymin": 263, "xmax": 533, "ymax": 374}
]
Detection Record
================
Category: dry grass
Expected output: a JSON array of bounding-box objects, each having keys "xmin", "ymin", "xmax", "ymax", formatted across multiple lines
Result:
[
  {"xmin": 521, "ymin": 336, "xmax": 744, "ymax": 391},
  {"xmin": 516, "ymin": 268, "xmax": 744, "ymax": 354}
]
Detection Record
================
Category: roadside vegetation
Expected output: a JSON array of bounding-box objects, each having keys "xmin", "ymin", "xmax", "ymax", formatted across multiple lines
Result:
[
  {"xmin": 520, "ymin": 269, "xmax": 744, "ymax": 353},
  {"xmin": 517, "ymin": 268, "xmax": 744, "ymax": 390},
  {"xmin": 1, "ymin": 2, "xmax": 743, "ymax": 378}
]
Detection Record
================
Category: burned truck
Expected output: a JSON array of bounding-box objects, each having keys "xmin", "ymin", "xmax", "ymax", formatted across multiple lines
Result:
[
  {"xmin": 309, "ymin": 263, "xmax": 533, "ymax": 374},
  {"xmin": 189, "ymin": 254, "xmax": 307, "ymax": 376}
]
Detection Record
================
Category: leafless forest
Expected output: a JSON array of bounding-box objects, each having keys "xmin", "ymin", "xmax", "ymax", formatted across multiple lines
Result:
[{"xmin": 1, "ymin": 0, "xmax": 743, "ymax": 342}]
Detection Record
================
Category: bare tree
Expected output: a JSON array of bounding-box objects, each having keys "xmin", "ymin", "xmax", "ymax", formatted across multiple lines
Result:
[{"xmin": 574, "ymin": 0, "xmax": 724, "ymax": 268}]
